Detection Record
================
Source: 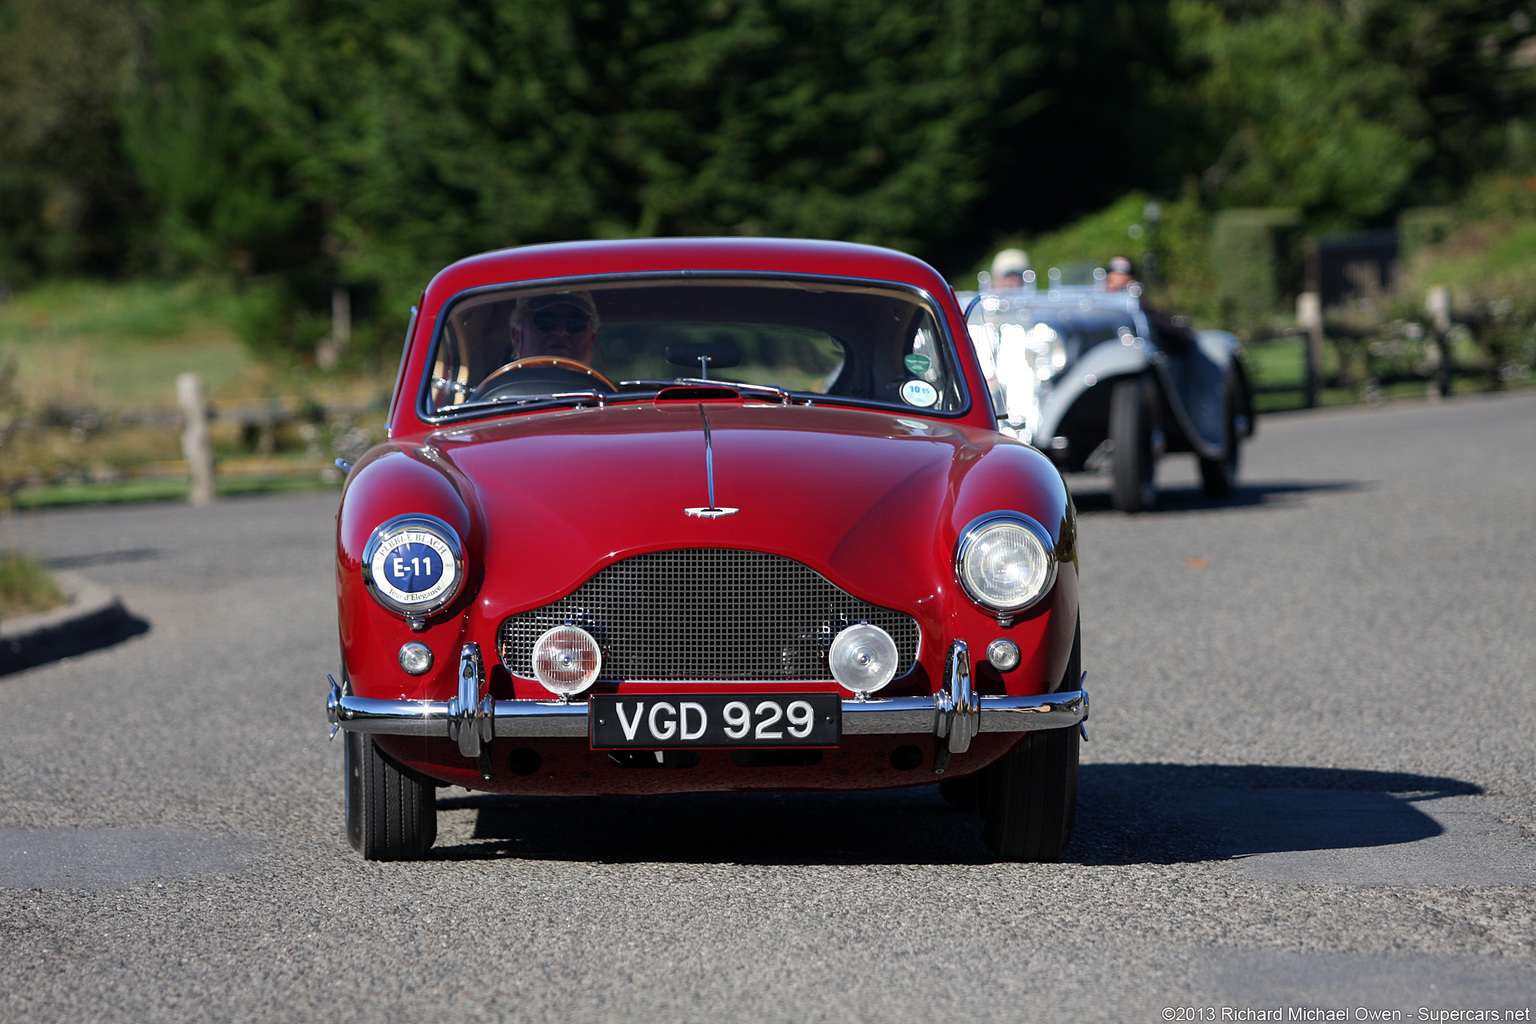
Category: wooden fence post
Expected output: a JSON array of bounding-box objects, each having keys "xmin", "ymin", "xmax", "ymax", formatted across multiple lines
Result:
[
  {"xmin": 1296, "ymin": 291, "xmax": 1324, "ymax": 409},
  {"xmin": 177, "ymin": 372, "xmax": 215, "ymax": 506},
  {"xmin": 1426, "ymin": 285, "xmax": 1453, "ymax": 398},
  {"xmin": 317, "ymin": 287, "xmax": 351, "ymax": 370}
]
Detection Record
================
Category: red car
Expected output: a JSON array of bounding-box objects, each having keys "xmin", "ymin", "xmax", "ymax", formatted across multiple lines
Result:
[{"xmin": 326, "ymin": 238, "xmax": 1088, "ymax": 861}]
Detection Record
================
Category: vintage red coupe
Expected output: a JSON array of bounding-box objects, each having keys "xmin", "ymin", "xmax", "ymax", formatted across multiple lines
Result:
[{"xmin": 327, "ymin": 238, "xmax": 1088, "ymax": 861}]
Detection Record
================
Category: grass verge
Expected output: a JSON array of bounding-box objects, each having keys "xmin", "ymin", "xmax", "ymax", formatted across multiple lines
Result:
[
  {"xmin": 0, "ymin": 550, "xmax": 65, "ymax": 618},
  {"xmin": 10, "ymin": 471, "xmax": 343, "ymax": 510}
]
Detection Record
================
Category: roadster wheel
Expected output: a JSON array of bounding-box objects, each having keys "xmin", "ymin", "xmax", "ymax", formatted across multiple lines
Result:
[
  {"xmin": 976, "ymin": 618, "xmax": 1081, "ymax": 861},
  {"xmin": 1109, "ymin": 376, "xmax": 1156, "ymax": 512},
  {"xmin": 1199, "ymin": 372, "xmax": 1242, "ymax": 498},
  {"xmin": 345, "ymin": 731, "xmax": 437, "ymax": 861}
]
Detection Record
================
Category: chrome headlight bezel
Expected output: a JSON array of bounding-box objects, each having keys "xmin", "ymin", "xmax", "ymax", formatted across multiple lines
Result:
[
  {"xmin": 953, "ymin": 512, "xmax": 1058, "ymax": 618},
  {"xmin": 361, "ymin": 514, "xmax": 466, "ymax": 621}
]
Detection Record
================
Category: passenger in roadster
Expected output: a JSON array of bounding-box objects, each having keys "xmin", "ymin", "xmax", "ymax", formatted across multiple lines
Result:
[{"xmin": 1104, "ymin": 254, "xmax": 1192, "ymax": 355}]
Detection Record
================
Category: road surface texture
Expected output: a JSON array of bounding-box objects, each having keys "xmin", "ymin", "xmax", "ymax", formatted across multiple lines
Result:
[{"xmin": 2, "ymin": 390, "xmax": 1533, "ymax": 1022}]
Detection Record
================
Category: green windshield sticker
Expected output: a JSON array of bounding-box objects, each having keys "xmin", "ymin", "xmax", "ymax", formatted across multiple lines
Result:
[{"xmin": 904, "ymin": 353, "xmax": 931, "ymax": 375}]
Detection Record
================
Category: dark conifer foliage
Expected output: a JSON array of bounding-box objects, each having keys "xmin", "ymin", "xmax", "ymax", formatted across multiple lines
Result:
[{"xmin": 0, "ymin": 0, "xmax": 1531, "ymax": 358}]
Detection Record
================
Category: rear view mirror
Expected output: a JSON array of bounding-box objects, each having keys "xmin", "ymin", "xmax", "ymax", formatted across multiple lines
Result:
[{"xmin": 666, "ymin": 341, "xmax": 741, "ymax": 379}]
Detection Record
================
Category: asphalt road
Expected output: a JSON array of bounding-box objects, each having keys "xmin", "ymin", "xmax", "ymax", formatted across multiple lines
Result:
[{"xmin": 2, "ymin": 390, "xmax": 1534, "ymax": 1022}]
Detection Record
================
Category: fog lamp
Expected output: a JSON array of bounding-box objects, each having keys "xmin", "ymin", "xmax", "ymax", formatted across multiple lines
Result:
[
  {"xmin": 986, "ymin": 638, "xmax": 1021, "ymax": 672},
  {"xmin": 828, "ymin": 623, "xmax": 898, "ymax": 700},
  {"xmin": 531, "ymin": 625, "xmax": 602, "ymax": 700},
  {"xmin": 398, "ymin": 642, "xmax": 434, "ymax": 676}
]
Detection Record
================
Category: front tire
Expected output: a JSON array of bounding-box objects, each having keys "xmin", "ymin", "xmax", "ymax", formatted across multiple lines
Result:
[
  {"xmin": 1199, "ymin": 373, "xmax": 1242, "ymax": 497},
  {"xmin": 345, "ymin": 731, "xmax": 438, "ymax": 860},
  {"xmin": 977, "ymin": 728, "xmax": 1079, "ymax": 861},
  {"xmin": 1109, "ymin": 376, "xmax": 1156, "ymax": 511},
  {"xmin": 975, "ymin": 617, "xmax": 1082, "ymax": 861}
]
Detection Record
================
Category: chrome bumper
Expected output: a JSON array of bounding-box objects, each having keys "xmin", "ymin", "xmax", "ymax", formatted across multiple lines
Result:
[{"xmin": 327, "ymin": 640, "xmax": 1088, "ymax": 777}]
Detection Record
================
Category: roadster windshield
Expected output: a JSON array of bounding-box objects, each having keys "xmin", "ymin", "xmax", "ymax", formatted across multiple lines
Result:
[{"xmin": 424, "ymin": 278, "xmax": 963, "ymax": 417}]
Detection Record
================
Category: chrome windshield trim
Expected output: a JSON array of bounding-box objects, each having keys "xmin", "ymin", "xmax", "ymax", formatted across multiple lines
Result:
[{"xmin": 415, "ymin": 271, "xmax": 974, "ymax": 426}]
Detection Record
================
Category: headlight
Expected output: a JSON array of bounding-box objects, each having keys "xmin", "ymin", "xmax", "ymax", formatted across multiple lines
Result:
[
  {"xmin": 955, "ymin": 513, "xmax": 1057, "ymax": 619},
  {"xmin": 362, "ymin": 514, "xmax": 465, "ymax": 623}
]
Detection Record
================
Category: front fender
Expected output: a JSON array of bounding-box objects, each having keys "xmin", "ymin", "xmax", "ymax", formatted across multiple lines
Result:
[
  {"xmin": 944, "ymin": 440, "xmax": 1079, "ymax": 694},
  {"xmin": 1036, "ymin": 340, "xmax": 1152, "ymax": 440},
  {"xmin": 337, "ymin": 444, "xmax": 481, "ymax": 701}
]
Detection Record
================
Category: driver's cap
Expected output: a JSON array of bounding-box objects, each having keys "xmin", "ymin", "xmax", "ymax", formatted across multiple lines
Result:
[{"xmin": 517, "ymin": 290, "xmax": 599, "ymax": 322}]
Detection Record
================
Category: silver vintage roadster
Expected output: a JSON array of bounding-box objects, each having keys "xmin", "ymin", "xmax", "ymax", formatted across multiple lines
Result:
[{"xmin": 961, "ymin": 276, "xmax": 1255, "ymax": 511}]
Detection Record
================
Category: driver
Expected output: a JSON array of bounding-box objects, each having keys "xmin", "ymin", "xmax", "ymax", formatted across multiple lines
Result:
[
  {"xmin": 1103, "ymin": 255, "xmax": 1193, "ymax": 355},
  {"xmin": 510, "ymin": 291, "xmax": 601, "ymax": 364}
]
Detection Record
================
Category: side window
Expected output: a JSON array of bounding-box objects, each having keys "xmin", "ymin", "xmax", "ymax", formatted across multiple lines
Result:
[
  {"xmin": 901, "ymin": 315, "xmax": 960, "ymax": 411},
  {"xmin": 430, "ymin": 324, "xmax": 471, "ymax": 409}
]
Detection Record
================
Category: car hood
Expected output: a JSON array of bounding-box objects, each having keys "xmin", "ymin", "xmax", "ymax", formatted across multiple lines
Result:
[{"xmin": 429, "ymin": 401, "xmax": 998, "ymax": 615}]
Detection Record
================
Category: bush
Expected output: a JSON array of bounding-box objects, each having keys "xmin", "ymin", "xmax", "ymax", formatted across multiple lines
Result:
[
  {"xmin": 1398, "ymin": 206, "xmax": 1455, "ymax": 261},
  {"xmin": 985, "ymin": 187, "xmax": 1217, "ymax": 321},
  {"xmin": 1393, "ymin": 206, "xmax": 1536, "ymax": 382},
  {"xmin": 1209, "ymin": 208, "xmax": 1302, "ymax": 329}
]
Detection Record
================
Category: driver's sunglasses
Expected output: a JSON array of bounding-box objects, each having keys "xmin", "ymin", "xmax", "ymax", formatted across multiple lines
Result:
[{"xmin": 532, "ymin": 309, "xmax": 591, "ymax": 334}]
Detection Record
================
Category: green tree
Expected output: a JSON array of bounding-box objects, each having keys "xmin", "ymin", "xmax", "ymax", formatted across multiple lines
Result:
[
  {"xmin": 0, "ymin": 0, "xmax": 152, "ymax": 280},
  {"xmin": 1170, "ymin": 0, "xmax": 1536, "ymax": 226},
  {"xmin": 116, "ymin": 0, "xmax": 1071, "ymax": 359}
]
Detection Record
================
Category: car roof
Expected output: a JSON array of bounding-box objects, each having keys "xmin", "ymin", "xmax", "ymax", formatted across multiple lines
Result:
[{"xmin": 420, "ymin": 238, "xmax": 957, "ymax": 318}]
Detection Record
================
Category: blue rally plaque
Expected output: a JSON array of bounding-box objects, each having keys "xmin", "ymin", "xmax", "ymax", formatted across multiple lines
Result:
[{"xmin": 368, "ymin": 527, "xmax": 458, "ymax": 609}]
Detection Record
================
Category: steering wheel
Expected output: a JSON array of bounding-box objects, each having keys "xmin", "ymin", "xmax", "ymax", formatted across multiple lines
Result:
[{"xmin": 469, "ymin": 356, "xmax": 616, "ymax": 402}]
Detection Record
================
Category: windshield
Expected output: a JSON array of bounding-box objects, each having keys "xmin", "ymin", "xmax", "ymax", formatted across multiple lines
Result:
[
  {"xmin": 964, "ymin": 295, "xmax": 1143, "ymax": 441},
  {"xmin": 423, "ymin": 278, "xmax": 964, "ymax": 418}
]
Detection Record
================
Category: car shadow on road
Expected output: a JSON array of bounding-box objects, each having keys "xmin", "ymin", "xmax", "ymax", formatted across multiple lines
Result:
[
  {"xmin": 434, "ymin": 786, "xmax": 999, "ymax": 865},
  {"xmin": 1071, "ymin": 479, "xmax": 1368, "ymax": 514},
  {"xmin": 42, "ymin": 548, "xmax": 161, "ymax": 570},
  {"xmin": 426, "ymin": 763, "xmax": 1478, "ymax": 867},
  {"xmin": 0, "ymin": 604, "xmax": 150, "ymax": 677},
  {"xmin": 1071, "ymin": 763, "xmax": 1482, "ymax": 866}
]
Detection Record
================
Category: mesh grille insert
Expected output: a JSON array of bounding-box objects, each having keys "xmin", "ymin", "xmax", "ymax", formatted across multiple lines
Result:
[{"xmin": 497, "ymin": 548, "xmax": 920, "ymax": 682}]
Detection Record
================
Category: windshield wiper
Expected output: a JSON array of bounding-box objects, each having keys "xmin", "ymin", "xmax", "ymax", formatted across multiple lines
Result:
[
  {"xmin": 444, "ymin": 390, "xmax": 609, "ymax": 415},
  {"xmin": 617, "ymin": 378, "xmax": 800, "ymax": 404}
]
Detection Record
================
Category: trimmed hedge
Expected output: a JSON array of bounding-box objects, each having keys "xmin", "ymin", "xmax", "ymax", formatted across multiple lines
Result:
[{"xmin": 1210, "ymin": 208, "xmax": 1302, "ymax": 328}]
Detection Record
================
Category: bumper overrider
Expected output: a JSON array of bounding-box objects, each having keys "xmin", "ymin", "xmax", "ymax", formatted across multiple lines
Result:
[{"xmin": 327, "ymin": 640, "xmax": 1089, "ymax": 778}]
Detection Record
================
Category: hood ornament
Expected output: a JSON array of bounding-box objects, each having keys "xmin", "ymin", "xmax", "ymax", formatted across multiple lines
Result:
[
  {"xmin": 686, "ymin": 506, "xmax": 739, "ymax": 519},
  {"xmin": 686, "ymin": 404, "xmax": 740, "ymax": 520}
]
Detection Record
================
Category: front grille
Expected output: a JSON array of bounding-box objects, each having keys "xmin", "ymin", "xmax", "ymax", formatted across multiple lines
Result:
[{"xmin": 497, "ymin": 548, "xmax": 920, "ymax": 682}]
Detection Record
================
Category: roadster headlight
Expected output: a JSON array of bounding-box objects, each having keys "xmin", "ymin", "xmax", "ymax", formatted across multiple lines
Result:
[
  {"xmin": 362, "ymin": 514, "xmax": 465, "ymax": 622},
  {"xmin": 1025, "ymin": 323, "xmax": 1067, "ymax": 380},
  {"xmin": 955, "ymin": 513, "xmax": 1057, "ymax": 617}
]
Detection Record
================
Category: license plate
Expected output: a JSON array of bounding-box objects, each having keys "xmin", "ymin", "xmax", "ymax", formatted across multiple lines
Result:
[{"xmin": 589, "ymin": 693, "xmax": 841, "ymax": 749}]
